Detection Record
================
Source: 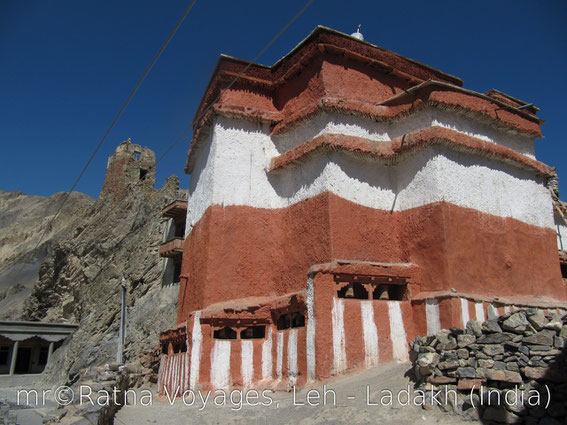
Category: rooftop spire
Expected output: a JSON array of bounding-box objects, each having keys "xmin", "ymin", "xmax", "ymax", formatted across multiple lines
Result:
[{"xmin": 350, "ymin": 24, "xmax": 364, "ymax": 41}]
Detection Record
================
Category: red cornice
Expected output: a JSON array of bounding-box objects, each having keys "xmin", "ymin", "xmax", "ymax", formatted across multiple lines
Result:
[{"xmin": 268, "ymin": 127, "xmax": 553, "ymax": 177}]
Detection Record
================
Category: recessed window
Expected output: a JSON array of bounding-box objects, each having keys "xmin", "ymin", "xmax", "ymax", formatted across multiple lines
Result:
[
  {"xmin": 161, "ymin": 344, "xmax": 168, "ymax": 354},
  {"xmin": 140, "ymin": 169, "xmax": 148, "ymax": 180},
  {"xmin": 337, "ymin": 282, "xmax": 368, "ymax": 299},
  {"xmin": 277, "ymin": 314, "xmax": 290, "ymax": 330},
  {"xmin": 173, "ymin": 262, "xmax": 182, "ymax": 283},
  {"xmin": 291, "ymin": 312, "xmax": 305, "ymax": 328},
  {"xmin": 240, "ymin": 326, "xmax": 266, "ymax": 339},
  {"xmin": 337, "ymin": 281, "xmax": 407, "ymax": 301},
  {"xmin": 213, "ymin": 326, "xmax": 237, "ymax": 339},
  {"xmin": 173, "ymin": 342, "xmax": 187, "ymax": 353},
  {"xmin": 0, "ymin": 346, "xmax": 9, "ymax": 366},
  {"xmin": 561, "ymin": 263, "xmax": 567, "ymax": 279},
  {"xmin": 38, "ymin": 347, "xmax": 49, "ymax": 365}
]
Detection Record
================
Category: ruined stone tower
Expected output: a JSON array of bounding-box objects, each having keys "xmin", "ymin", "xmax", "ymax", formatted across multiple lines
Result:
[{"xmin": 101, "ymin": 139, "xmax": 155, "ymax": 199}]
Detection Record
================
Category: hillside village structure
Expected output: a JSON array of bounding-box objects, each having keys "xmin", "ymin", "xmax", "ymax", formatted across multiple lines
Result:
[{"xmin": 157, "ymin": 26, "xmax": 567, "ymax": 393}]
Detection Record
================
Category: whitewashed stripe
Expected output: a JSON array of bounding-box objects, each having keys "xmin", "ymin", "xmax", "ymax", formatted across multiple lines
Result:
[
  {"xmin": 157, "ymin": 355, "xmax": 165, "ymax": 392},
  {"xmin": 189, "ymin": 312, "xmax": 202, "ymax": 390},
  {"xmin": 425, "ymin": 299, "xmax": 441, "ymax": 335},
  {"xmin": 276, "ymin": 332, "xmax": 284, "ymax": 379},
  {"xmin": 475, "ymin": 302, "xmax": 485, "ymax": 322},
  {"xmin": 388, "ymin": 301, "xmax": 409, "ymax": 362},
  {"xmin": 262, "ymin": 327, "xmax": 273, "ymax": 381},
  {"xmin": 331, "ymin": 297, "xmax": 347, "ymax": 373},
  {"xmin": 210, "ymin": 340, "xmax": 231, "ymax": 390},
  {"xmin": 504, "ymin": 305, "xmax": 511, "ymax": 314},
  {"xmin": 360, "ymin": 302, "xmax": 379, "ymax": 368},
  {"xmin": 306, "ymin": 276, "xmax": 316, "ymax": 382},
  {"xmin": 241, "ymin": 340, "xmax": 254, "ymax": 388},
  {"xmin": 460, "ymin": 298, "xmax": 470, "ymax": 327},
  {"xmin": 287, "ymin": 329, "xmax": 298, "ymax": 387}
]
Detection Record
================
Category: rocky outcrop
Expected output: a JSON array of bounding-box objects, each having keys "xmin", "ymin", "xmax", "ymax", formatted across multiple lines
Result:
[
  {"xmin": 22, "ymin": 173, "xmax": 184, "ymax": 388},
  {"xmin": 0, "ymin": 190, "xmax": 94, "ymax": 319},
  {"xmin": 410, "ymin": 310, "xmax": 567, "ymax": 424}
]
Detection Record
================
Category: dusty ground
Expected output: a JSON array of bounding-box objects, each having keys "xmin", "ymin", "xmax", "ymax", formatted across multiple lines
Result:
[{"xmin": 116, "ymin": 363, "xmax": 473, "ymax": 425}]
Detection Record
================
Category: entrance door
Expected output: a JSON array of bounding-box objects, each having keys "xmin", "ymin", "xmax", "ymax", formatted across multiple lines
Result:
[{"xmin": 14, "ymin": 347, "xmax": 32, "ymax": 374}]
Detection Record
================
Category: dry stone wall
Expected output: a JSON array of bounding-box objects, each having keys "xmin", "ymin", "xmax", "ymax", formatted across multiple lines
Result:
[{"xmin": 410, "ymin": 309, "xmax": 567, "ymax": 424}]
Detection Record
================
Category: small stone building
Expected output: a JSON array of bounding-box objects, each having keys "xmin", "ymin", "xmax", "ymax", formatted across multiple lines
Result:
[{"xmin": 157, "ymin": 26, "xmax": 567, "ymax": 393}]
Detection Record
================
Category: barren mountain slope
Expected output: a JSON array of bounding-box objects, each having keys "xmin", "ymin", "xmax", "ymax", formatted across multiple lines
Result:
[
  {"xmin": 22, "ymin": 176, "xmax": 184, "ymax": 387},
  {"xmin": 0, "ymin": 190, "xmax": 94, "ymax": 319}
]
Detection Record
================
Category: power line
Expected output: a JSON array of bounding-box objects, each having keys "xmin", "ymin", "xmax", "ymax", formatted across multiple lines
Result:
[
  {"xmin": 34, "ymin": 0, "xmax": 198, "ymax": 250},
  {"xmin": 154, "ymin": 0, "xmax": 315, "ymax": 167}
]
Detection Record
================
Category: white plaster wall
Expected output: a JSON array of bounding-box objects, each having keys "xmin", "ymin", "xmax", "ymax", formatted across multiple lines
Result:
[
  {"xmin": 272, "ymin": 109, "xmax": 536, "ymax": 158},
  {"xmin": 185, "ymin": 115, "xmax": 553, "ymax": 234},
  {"xmin": 387, "ymin": 301, "xmax": 409, "ymax": 363},
  {"xmin": 287, "ymin": 329, "xmax": 298, "ymax": 387},
  {"xmin": 360, "ymin": 302, "xmax": 379, "ymax": 368},
  {"xmin": 460, "ymin": 298, "xmax": 470, "ymax": 327},
  {"xmin": 189, "ymin": 312, "xmax": 202, "ymax": 390},
  {"xmin": 210, "ymin": 340, "xmax": 231, "ymax": 390},
  {"xmin": 425, "ymin": 299, "xmax": 441, "ymax": 335},
  {"xmin": 241, "ymin": 340, "xmax": 254, "ymax": 388},
  {"xmin": 331, "ymin": 297, "xmax": 347, "ymax": 374},
  {"xmin": 306, "ymin": 276, "xmax": 316, "ymax": 382},
  {"xmin": 262, "ymin": 327, "xmax": 273, "ymax": 381}
]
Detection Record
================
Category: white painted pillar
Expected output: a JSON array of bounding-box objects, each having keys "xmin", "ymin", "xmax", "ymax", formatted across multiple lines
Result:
[{"xmin": 9, "ymin": 341, "xmax": 19, "ymax": 375}]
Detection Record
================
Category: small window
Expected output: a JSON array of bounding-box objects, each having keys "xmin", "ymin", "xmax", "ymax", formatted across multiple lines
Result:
[
  {"xmin": 133, "ymin": 151, "xmax": 141, "ymax": 161},
  {"xmin": 140, "ymin": 169, "xmax": 148, "ymax": 180},
  {"xmin": 38, "ymin": 347, "xmax": 49, "ymax": 365},
  {"xmin": 213, "ymin": 326, "xmax": 237, "ymax": 339},
  {"xmin": 291, "ymin": 312, "xmax": 305, "ymax": 328},
  {"xmin": 173, "ymin": 342, "xmax": 187, "ymax": 353},
  {"xmin": 173, "ymin": 262, "xmax": 182, "ymax": 283},
  {"xmin": 337, "ymin": 282, "xmax": 369, "ymax": 299},
  {"xmin": 372, "ymin": 283, "xmax": 406, "ymax": 301},
  {"xmin": 277, "ymin": 314, "xmax": 291, "ymax": 330},
  {"xmin": 561, "ymin": 263, "xmax": 567, "ymax": 279},
  {"xmin": 161, "ymin": 344, "xmax": 168, "ymax": 355},
  {"xmin": 0, "ymin": 346, "xmax": 9, "ymax": 365},
  {"xmin": 240, "ymin": 326, "xmax": 266, "ymax": 339}
]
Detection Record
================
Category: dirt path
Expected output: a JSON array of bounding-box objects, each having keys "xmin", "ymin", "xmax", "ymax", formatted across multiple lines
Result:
[{"xmin": 116, "ymin": 363, "xmax": 471, "ymax": 425}]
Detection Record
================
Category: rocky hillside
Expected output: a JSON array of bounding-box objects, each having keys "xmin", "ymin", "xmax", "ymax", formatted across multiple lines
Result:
[
  {"xmin": 22, "ymin": 173, "xmax": 184, "ymax": 387},
  {"xmin": 0, "ymin": 190, "xmax": 94, "ymax": 319}
]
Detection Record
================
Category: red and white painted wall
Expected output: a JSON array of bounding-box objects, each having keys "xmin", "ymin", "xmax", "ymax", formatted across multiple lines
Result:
[{"xmin": 158, "ymin": 27, "xmax": 567, "ymax": 393}]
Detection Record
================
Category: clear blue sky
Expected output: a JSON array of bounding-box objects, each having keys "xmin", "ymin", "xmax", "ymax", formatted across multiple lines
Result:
[{"xmin": 1, "ymin": 0, "xmax": 566, "ymax": 198}]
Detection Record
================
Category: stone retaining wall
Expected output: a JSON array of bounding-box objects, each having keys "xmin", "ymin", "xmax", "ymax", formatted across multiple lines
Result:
[{"xmin": 410, "ymin": 309, "xmax": 567, "ymax": 424}]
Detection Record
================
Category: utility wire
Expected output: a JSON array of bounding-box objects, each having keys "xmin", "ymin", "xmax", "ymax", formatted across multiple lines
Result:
[
  {"xmin": 153, "ymin": 0, "xmax": 315, "ymax": 167},
  {"xmin": 34, "ymin": 0, "xmax": 198, "ymax": 250}
]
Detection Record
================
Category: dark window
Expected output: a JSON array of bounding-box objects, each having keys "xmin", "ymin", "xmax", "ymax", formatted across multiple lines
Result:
[
  {"xmin": 561, "ymin": 263, "xmax": 567, "ymax": 279},
  {"xmin": 161, "ymin": 344, "xmax": 168, "ymax": 355},
  {"xmin": 134, "ymin": 152, "xmax": 141, "ymax": 161},
  {"xmin": 372, "ymin": 284, "xmax": 406, "ymax": 301},
  {"xmin": 337, "ymin": 282, "xmax": 369, "ymax": 299},
  {"xmin": 240, "ymin": 326, "xmax": 266, "ymax": 339},
  {"xmin": 139, "ymin": 169, "xmax": 148, "ymax": 180},
  {"xmin": 38, "ymin": 347, "xmax": 49, "ymax": 365},
  {"xmin": 173, "ymin": 342, "xmax": 187, "ymax": 353},
  {"xmin": 291, "ymin": 312, "xmax": 305, "ymax": 328},
  {"xmin": 0, "ymin": 346, "xmax": 9, "ymax": 365},
  {"xmin": 173, "ymin": 262, "xmax": 182, "ymax": 283},
  {"xmin": 213, "ymin": 326, "xmax": 237, "ymax": 339},
  {"xmin": 174, "ymin": 221, "xmax": 186, "ymax": 238},
  {"xmin": 277, "ymin": 314, "xmax": 291, "ymax": 330}
]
